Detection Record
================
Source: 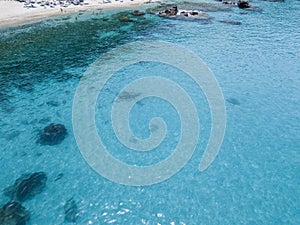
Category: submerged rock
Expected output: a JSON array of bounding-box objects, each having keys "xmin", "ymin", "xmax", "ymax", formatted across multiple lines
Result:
[
  {"xmin": 119, "ymin": 16, "xmax": 133, "ymax": 22},
  {"xmin": 0, "ymin": 92, "xmax": 15, "ymax": 114},
  {"xmin": 219, "ymin": 20, "xmax": 242, "ymax": 25},
  {"xmin": 243, "ymin": 6, "xmax": 263, "ymax": 12},
  {"xmin": 227, "ymin": 97, "xmax": 240, "ymax": 106},
  {"xmin": 0, "ymin": 201, "xmax": 30, "ymax": 225},
  {"xmin": 117, "ymin": 91, "xmax": 141, "ymax": 101},
  {"xmin": 64, "ymin": 198, "xmax": 79, "ymax": 223},
  {"xmin": 46, "ymin": 100, "xmax": 60, "ymax": 107},
  {"xmin": 37, "ymin": 123, "xmax": 67, "ymax": 145},
  {"xmin": 4, "ymin": 172, "xmax": 47, "ymax": 202},
  {"xmin": 54, "ymin": 173, "xmax": 64, "ymax": 182}
]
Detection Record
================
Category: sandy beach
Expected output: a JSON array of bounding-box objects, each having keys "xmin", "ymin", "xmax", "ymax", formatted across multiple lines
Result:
[{"xmin": 0, "ymin": 0, "xmax": 153, "ymax": 28}]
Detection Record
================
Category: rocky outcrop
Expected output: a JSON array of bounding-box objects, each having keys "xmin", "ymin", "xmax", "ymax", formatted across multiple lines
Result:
[
  {"xmin": 237, "ymin": 0, "xmax": 251, "ymax": 8},
  {"xmin": 221, "ymin": 0, "xmax": 262, "ymax": 11},
  {"xmin": 157, "ymin": 5, "xmax": 211, "ymax": 21}
]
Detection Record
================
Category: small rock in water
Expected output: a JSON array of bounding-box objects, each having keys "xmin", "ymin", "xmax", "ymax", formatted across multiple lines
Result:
[
  {"xmin": 131, "ymin": 10, "xmax": 145, "ymax": 16},
  {"xmin": 64, "ymin": 198, "xmax": 79, "ymax": 223},
  {"xmin": 0, "ymin": 201, "xmax": 30, "ymax": 225},
  {"xmin": 4, "ymin": 172, "xmax": 47, "ymax": 202},
  {"xmin": 237, "ymin": 0, "xmax": 262, "ymax": 11},
  {"xmin": 119, "ymin": 16, "xmax": 133, "ymax": 22},
  {"xmin": 117, "ymin": 91, "xmax": 141, "ymax": 101},
  {"xmin": 37, "ymin": 123, "xmax": 67, "ymax": 145},
  {"xmin": 237, "ymin": 0, "xmax": 251, "ymax": 8},
  {"xmin": 54, "ymin": 173, "xmax": 64, "ymax": 181},
  {"xmin": 46, "ymin": 101, "xmax": 60, "ymax": 107},
  {"xmin": 227, "ymin": 97, "xmax": 240, "ymax": 106}
]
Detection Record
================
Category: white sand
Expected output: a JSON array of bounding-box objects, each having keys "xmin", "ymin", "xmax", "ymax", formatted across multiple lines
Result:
[{"xmin": 0, "ymin": 0, "xmax": 153, "ymax": 28}]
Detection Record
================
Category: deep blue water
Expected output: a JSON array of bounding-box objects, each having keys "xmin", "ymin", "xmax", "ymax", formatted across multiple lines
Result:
[{"xmin": 0, "ymin": 0, "xmax": 299, "ymax": 224}]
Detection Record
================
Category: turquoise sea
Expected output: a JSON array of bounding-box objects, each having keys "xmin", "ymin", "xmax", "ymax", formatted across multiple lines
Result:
[{"xmin": 0, "ymin": 0, "xmax": 299, "ymax": 224}]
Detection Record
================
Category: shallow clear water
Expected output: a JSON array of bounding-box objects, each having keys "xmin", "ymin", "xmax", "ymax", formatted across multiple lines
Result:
[{"xmin": 0, "ymin": 0, "xmax": 299, "ymax": 224}]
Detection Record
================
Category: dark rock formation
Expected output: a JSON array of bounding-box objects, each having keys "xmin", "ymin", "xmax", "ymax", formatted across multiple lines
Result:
[
  {"xmin": 4, "ymin": 172, "xmax": 47, "ymax": 202},
  {"xmin": 131, "ymin": 10, "xmax": 145, "ymax": 16},
  {"xmin": 180, "ymin": 11, "xmax": 189, "ymax": 17},
  {"xmin": 157, "ymin": 5, "xmax": 179, "ymax": 17},
  {"xmin": 64, "ymin": 198, "xmax": 79, "ymax": 223},
  {"xmin": 237, "ymin": 0, "xmax": 251, "ymax": 8},
  {"xmin": 37, "ymin": 123, "xmax": 67, "ymax": 145},
  {"xmin": 222, "ymin": 0, "xmax": 262, "ymax": 11},
  {"xmin": 0, "ymin": 201, "xmax": 30, "ymax": 225},
  {"xmin": 157, "ymin": 5, "xmax": 211, "ymax": 21},
  {"xmin": 222, "ymin": 1, "xmax": 237, "ymax": 6}
]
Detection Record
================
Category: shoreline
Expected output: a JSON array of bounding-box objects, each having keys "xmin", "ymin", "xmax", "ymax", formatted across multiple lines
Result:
[{"xmin": 0, "ymin": 0, "xmax": 154, "ymax": 29}]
